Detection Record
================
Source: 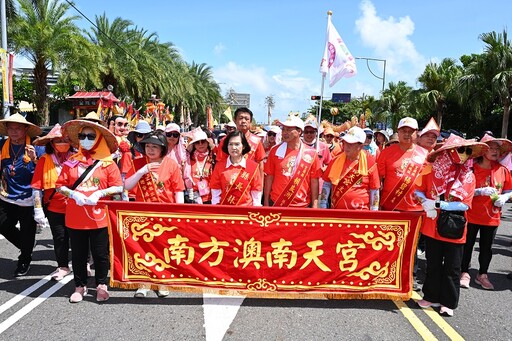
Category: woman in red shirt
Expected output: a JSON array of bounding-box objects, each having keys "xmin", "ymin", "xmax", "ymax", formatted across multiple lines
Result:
[
  {"xmin": 56, "ymin": 120, "xmax": 123, "ymax": 303},
  {"xmin": 210, "ymin": 130, "xmax": 262, "ymax": 206},
  {"xmin": 461, "ymin": 133, "xmax": 512, "ymax": 290}
]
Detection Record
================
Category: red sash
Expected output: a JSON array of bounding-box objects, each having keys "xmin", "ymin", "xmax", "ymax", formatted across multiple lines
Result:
[
  {"xmin": 331, "ymin": 160, "xmax": 366, "ymax": 208},
  {"xmin": 381, "ymin": 146, "xmax": 427, "ymax": 210},
  {"xmin": 245, "ymin": 134, "xmax": 261, "ymax": 161},
  {"xmin": 220, "ymin": 161, "xmax": 259, "ymax": 205},
  {"xmin": 273, "ymin": 147, "xmax": 316, "ymax": 207},
  {"xmin": 133, "ymin": 157, "xmax": 161, "ymax": 203}
]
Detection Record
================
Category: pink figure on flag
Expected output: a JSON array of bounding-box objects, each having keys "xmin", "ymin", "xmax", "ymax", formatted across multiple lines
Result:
[{"xmin": 320, "ymin": 14, "xmax": 357, "ymax": 87}]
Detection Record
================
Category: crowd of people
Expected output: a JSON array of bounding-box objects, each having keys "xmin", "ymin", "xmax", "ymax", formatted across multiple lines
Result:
[{"xmin": 0, "ymin": 107, "xmax": 511, "ymax": 316}]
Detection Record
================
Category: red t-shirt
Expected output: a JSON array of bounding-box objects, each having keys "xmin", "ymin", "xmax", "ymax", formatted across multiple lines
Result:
[
  {"xmin": 377, "ymin": 144, "xmax": 427, "ymax": 211},
  {"xmin": 217, "ymin": 132, "xmax": 266, "ymax": 163},
  {"xmin": 264, "ymin": 143, "xmax": 321, "ymax": 207},
  {"xmin": 125, "ymin": 156, "xmax": 185, "ymax": 203},
  {"xmin": 467, "ymin": 162, "xmax": 512, "ymax": 226},
  {"xmin": 31, "ymin": 155, "xmax": 67, "ymax": 214},
  {"xmin": 56, "ymin": 161, "xmax": 123, "ymax": 229},
  {"xmin": 418, "ymin": 170, "xmax": 475, "ymax": 244},
  {"xmin": 322, "ymin": 154, "xmax": 380, "ymax": 209},
  {"xmin": 210, "ymin": 158, "xmax": 263, "ymax": 206}
]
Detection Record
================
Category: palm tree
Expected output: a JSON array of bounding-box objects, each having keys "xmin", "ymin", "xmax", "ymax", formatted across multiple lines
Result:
[
  {"xmin": 380, "ymin": 81, "xmax": 413, "ymax": 130},
  {"xmin": 460, "ymin": 30, "xmax": 512, "ymax": 138},
  {"xmin": 10, "ymin": 0, "xmax": 82, "ymax": 125},
  {"xmin": 417, "ymin": 58, "xmax": 462, "ymax": 129}
]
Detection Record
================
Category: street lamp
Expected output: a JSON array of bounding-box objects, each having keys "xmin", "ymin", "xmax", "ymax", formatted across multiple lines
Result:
[{"xmin": 355, "ymin": 57, "xmax": 386, "ymax": 94}]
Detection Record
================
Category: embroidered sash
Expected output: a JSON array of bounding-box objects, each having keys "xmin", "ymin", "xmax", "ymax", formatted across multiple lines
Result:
[
  {"xmin": 381, "ymin": 146, "xmax": 427, "ymax": 211},
  {"xmin": 273, "ymin": 147, "xmax": 317, "ymax": 207},
  {"xmin": 220, "ymin": 161, "xmax": 259, "ymax": 205},
  {"xmin": 331, "ymin": 160, "xmax": 365, "ymax": 208},
  {"xmin": 133, "ymin": 157, "xmax": 161, "ymax": 203}
]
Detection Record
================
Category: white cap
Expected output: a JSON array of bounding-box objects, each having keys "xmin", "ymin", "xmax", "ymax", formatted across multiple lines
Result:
[
  {"xmin": 342, "ymin": 126, "xmax": 366, "ymax": 144},
  {"xmin": 278, "ymin": 116, "xmax": 304, "ymax": 131},
  {"xmin": 397, "ymin": 117, "xmax": 418, "ymax": 130},
  {"xmin": 226, "ymin": 121, "xmax": 236, "ymax": 128}
]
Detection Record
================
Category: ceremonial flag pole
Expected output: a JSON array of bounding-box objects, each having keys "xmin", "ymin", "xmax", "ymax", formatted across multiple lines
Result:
[{"xmin": 316, "ymin": 10, "xmax": 357, "ymax": 148}]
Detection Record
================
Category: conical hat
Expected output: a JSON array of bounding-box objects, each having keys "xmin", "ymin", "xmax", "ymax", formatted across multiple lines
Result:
[
  {"xmin": 62, "ymin": 119, "xmax": 118, "ymax": 153},
  {"xmin": 33, "ymin": 124, "xmax": 63, "ymax": 146},
  {"xmin": 480, "ymin": 133, "xmax": 512, "ymax": 156},
  {"xmin": 427, "ymin": 133, "xmax": 489, "ymax": 162},
  {"xmin": 419, "ymin": 117, "xmax": 440, "ymax": 137},
  {"xmin": 0, "ymin": 113, "xmax": 42, "ymax": 138}
]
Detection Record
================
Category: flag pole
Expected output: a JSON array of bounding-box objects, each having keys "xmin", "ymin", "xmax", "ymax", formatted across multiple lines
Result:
[{"xmin": 315, "ymin": 10, "xmax": 332, "ymax": 153}]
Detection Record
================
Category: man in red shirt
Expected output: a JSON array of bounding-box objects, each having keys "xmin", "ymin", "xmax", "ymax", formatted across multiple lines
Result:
[
  {"xmin": 302, "ymin": 117, "xmax": 332, "ymax": 170},
  {"xmin": 264, "ymin": 116, "xmax": 320, "ymax": 208},
  {"xmin": 416, "ymin": 118, "xmax": 440, "ymax": 152}
]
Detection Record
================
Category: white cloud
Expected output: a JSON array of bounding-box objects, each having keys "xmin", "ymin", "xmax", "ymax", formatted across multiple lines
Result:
[
  {"xmin": 355, "ymin": 0, "xmax": 427, "ymax": 85},
  {"xmin": 213, "ymin": 43, "xmax": 226, "ymax": 56}
]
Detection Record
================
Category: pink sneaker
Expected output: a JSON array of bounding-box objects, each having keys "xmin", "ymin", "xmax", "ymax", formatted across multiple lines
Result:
[
  {"xmin": 475, "ymin": 274, "xmax": 494, "ymax": 290},
  {"xmin": 440, "ymin": 306, "xmax": 454, "ymax": 317},
  {"xmin": 51, "ymin": 267, "xmax": 71, "ymax": 281},
  {"xmin": 460, "ymin": 272, "xmax": 471, "ymax": 289},
  {"xmin": 417, "ymin": 299, "xmax": 441, "ymax": 309},
  {"xmin": 96, "ymin": 284, "xmax": 109, "ymax": 302},
  {"xmin": 69, "ymin": 286, "xmax": 87, "ymax": 303}
]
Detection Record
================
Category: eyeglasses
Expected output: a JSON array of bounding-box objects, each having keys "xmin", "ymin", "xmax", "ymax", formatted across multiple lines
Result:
[
  {"xmin": 456, "ymin": 146, "xmax": 473, "ymax": 155},
  {"xmin": 267, "ymin": 132, "xmax": 276, "ymax": 137},
  {"xmin": 195, "ymin": 140, "xmax": 207, "ymax": 145},
  {"xmin": 136, "ymin": 133, "xmax": 145, "ymax": 138},
  {"xmin": 78, "ymin": 133, "xmax": 97, "ymax": 140},
  {"xmin": 165, "ymin": 132, "xmax": 180, "ymax": 138},
  {"xmin": 116, "ymin": 122, "xmax": 129, "ymax": 127}
]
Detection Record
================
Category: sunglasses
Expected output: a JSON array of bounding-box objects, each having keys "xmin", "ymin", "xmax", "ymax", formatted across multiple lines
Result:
[
  {"xmin": 267, "ymin": 132, "xmax": 276, "ymax": 137},
  {"xmin": 116, "ymin": 122, "xmax": 129, "ymax": 127},
  {"xmin": 304, "ymin": 130, "xmax": 317, "ymax": 134},
  {"xmin": 135, "ymin": 133, "xmax": 145, "ymax": 138},
  {"xmin": 165, "ymin": 132, "xmax": 180, "ymax": 138},
  {"xmin": 456, "ymin": 146, "xmax": 473, "ymax": 155},
  {"xmin": 195, "ymin": 140, "xmax": 207, "ymax": 145},
  {"xmin": 77, "ymin": 133, "xmax": 97, "ymax": 141}
]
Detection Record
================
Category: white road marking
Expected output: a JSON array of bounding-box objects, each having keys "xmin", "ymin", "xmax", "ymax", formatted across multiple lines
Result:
[
  {"xmin": 203, "ymin": 293, "xmax": 245, "ymax": 341},
  {"xmin": 0, "ymin": 275, "xmax": 73, "ymax": 335},
  {"xmin": 0, "ymin": 275, "xmax": 53, "ymax": 316}
]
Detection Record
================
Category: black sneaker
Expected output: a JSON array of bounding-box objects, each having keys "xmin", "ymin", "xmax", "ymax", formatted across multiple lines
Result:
[{"xmin": 14, "ymin": 263, "xmax": 30, "ymax": 277}]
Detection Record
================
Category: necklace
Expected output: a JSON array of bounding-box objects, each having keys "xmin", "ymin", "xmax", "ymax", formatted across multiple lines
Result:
[{"xmin": 9, "ymin": 143, "xmax": 25, "ymax": 177}]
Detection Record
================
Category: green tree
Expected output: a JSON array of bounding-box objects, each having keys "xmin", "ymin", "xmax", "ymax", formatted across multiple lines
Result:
[
  {"xmin": 380, "ymin": 81, "xmax": 413, "ymax": 130},
  {"xmin": 10, "ymin": 0, "xmax": 82, "ymax": 125}
]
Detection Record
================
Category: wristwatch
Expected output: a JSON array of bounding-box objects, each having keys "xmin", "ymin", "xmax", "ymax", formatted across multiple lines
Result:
[{"xmin": 435, "ymin": 198, "xmax": 441, "ymax": 209}]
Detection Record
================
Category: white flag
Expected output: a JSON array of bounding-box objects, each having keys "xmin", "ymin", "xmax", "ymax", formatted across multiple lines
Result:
[{"xmin": 320, "ymin": 15, "xmax": 357, "ymax": 87}]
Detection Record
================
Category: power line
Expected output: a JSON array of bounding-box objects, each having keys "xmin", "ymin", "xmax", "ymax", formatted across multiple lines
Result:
[{"xmin": 63, "ymin": 0, "xmax": 139, "ymax": 65}]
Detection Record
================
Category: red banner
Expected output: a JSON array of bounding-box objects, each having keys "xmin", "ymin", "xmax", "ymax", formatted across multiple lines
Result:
[{"xmin": 105, "ymin": 201, "xmax": 422, "ymax": 300}]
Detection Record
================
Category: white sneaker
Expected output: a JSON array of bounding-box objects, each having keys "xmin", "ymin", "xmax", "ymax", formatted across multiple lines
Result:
[
  {"xmin": 134, "ymin": 288, "xmax": 149, "ymax": 298},
  {"xmin": 156, "ymin": 286, "xmax": 169, "ymax": 297}
]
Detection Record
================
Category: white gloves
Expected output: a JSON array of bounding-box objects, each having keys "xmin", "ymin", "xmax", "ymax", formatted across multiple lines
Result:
[
  {"xmin": 34, "ymin": 207, "xmax": 46, "ymax": 225},
  {"xmin": 70, "ymin": 191, "xmax": 88, "ymax": 206},
  {"xmin": 84, "ymin": 190, "xmax": 103, "ymax": 206},
  {"xmin": 421, "ymin": 198, "xmax": 437, "ymax": 211},
  {"xmin": 493, "ymin": 194, "xmax": 510, "ymax": 208},
  {"xmin": 425, "ymin": 209, "xmax": 438, "ymax": 219},
  {"xmin": 475, "ymin": 187, "xmax": 498, "ymax": 196}
]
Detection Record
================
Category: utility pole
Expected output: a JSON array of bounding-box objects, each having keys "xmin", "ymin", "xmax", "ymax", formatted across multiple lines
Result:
[{"xmin": 1, "ymin": 0, "xmax": 9, "ymax": 118}]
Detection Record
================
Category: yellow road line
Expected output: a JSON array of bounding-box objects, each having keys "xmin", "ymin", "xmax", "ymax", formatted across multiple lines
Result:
[
  {"xmin": 411, "ymin": 292, "xmax": 465, "ymax": 341},
  {"xmin": 393, "ymin": 299, "xmax": 438, "ymax": 340}
]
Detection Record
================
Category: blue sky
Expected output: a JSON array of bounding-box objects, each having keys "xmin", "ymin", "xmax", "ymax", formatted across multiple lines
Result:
[{"xmin": 15, "ymin": 0, "xmax": 512, "ymax": 123}]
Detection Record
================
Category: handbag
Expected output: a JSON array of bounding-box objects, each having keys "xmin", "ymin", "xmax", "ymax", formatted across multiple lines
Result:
[{"xmin": 436, "ymin": 193, "xmax": 466, "ymax": 239}]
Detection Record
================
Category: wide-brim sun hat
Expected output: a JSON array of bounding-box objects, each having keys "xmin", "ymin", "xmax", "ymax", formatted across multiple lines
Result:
[
  {"xmin": 374, "ymin": 130, "xmax": 389, "ymax": 142},
  {"xmin": 0, "ymin": 113, "xmax": 42, "ymax": 138},
  {"xmin": 186, "ymin": 128, "xmax": 215, "ymax": 152},
  {"xmin": 480, "ymin": 133, "xmax": 512, "ymax": 156},
  {"xmin": 33, "ymin": 124, "xmax": 63, "ymax": 146},
  {"xmin": 427, "ymin": 133, "xmax": 489, "ymax": 163},
  {"xmin": 140, "ymin": 134, "xmax": 167, "ymax": 148},
  {"xmin": 134, "ymin": 120, "xmax": 152, "ymax": 134},
  {"xmin": 62, "ymin": 119, "xmax": 118, "ymax": 153}
]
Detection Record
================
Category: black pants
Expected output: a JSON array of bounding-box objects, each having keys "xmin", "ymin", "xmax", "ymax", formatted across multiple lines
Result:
[
  {"xmin": 68, "ymin": 227, "xmax": 109, "ymax": 288},
  {"xmin": 422, "ymin": 236, "xmax": 464, "ymax": 309},
  {"xmin": 461, "ymin": 223, "xmax": 498, "ymax": 274},
  {"xmin": 46, "ymin": 210, "xmax": 69, "ymax": 268},
  {"xmin": 0, "ymin": 200, "xmax": 36, "ymax": 264}
]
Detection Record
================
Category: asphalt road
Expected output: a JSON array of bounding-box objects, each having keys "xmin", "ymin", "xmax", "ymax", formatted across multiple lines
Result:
[{"xmin": 0, "ymin": 205, "xmax": 511, "ymax": 341}]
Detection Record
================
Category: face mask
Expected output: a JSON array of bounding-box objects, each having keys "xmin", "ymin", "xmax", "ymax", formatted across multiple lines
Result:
[
  {"xmin": 53, "ymin": 142, "xmax": 70, "ymax": 153},
  {"xmin": 80, "ymin": 139, "xmax": 95, "ymax": 151}
]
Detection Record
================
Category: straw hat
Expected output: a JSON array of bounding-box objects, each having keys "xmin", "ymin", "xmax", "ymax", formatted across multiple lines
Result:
[
  {"xmin": 386, "ymin": 133, "xmax": 399, "ymax": 146},
  {"xmin": 33, "ymin": 124, "xmax": 63, "ymax": 146},
  {"xmin": 83, "ymin": 111, "xmax": 104, "ymax": 124},
  {"xmin": 186, "ymin": 127, "xmax": 214, "ymax": 152},
  {"xmin": 0, "ymin": 113, "xmax": 42, "ymax": 138},
  {"xmin": 62, "ymin": 119, "xmax": 118, "ymax": 153},
  {"xmin": 479, "ymin": 133, "xmax": 512, "ymax": 156},
  {"xmin": 427, "ymin": 133, "xmax": 489, "ymax": 163}
]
